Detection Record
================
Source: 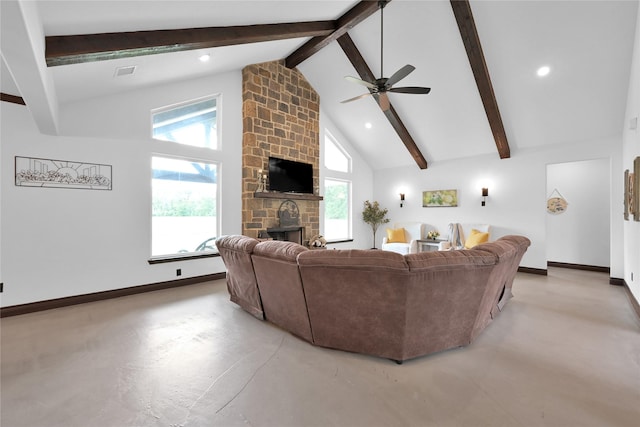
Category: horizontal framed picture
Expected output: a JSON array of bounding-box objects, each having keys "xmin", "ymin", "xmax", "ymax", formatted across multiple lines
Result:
[
  {"xmin": 423, "ymin": 189, "xmax": 458, "ymax": 207},
  {"xmin": 15, "ymin": 156, "xmax": 112, "ymax": 190}
]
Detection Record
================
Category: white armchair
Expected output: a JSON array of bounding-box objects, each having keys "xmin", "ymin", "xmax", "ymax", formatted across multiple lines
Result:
[
  {"xmin": 439, "ymin": 223, "xmax": 491, "ymax": 250},
  {"xmin": 381, "ymin": 222, "xmax": 425, "ymax": 255}
]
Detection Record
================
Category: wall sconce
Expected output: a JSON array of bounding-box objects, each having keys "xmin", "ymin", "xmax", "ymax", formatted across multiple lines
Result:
[
  {"xmin": 400, "ymin": 193, "xmax": 405, "ymax": 208},
  {"xmin": 481, "ymin": 188, "xmax": 489, "ymax": 206}
]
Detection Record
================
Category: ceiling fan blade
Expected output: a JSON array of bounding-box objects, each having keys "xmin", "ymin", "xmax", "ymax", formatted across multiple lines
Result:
[
  {"xmin": 385, "ymin": 64, "xmax": 415, "ymax": 87},
  {"xmin": 340, "ymin": 92, "xmax": 373, "ymax": 104},
  {"xmin": 388, "ymin": 86, "xmax": 431, "ymax": 94},
  {"xmin": 344, "ymin": 75, "xmax": 377, "ymax": 90},
  {"xmin": 377, "ymin": 93, "xmax": 390, "ymax": 111}
]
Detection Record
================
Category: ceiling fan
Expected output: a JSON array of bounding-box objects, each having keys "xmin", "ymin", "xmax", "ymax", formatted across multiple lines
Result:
[{"xmin": 341, "ymin": 0, "xmax": 431, "ymax": 111}]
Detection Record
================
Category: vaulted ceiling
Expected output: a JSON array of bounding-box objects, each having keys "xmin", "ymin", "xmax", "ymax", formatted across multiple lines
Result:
[{"xmin": 2, "ymin": 0, "xmax": 637, "ymax": 170}]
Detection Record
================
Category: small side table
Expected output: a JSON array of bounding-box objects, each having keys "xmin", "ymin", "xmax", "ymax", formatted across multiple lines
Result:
[{"xmin": 417, "ymin": 239, "xmax": 444, "ymax": 252}]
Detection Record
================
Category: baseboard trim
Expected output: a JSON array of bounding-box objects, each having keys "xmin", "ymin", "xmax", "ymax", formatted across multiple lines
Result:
[
  {"xmin": 621, "ymin": 280, "xmax": 640, "ymax": 324},
  {"xmin": 518, "ymin": 266, "xmax": 547, "ymax": 275},
  {"xmin": 547, "ymin": 261, "xmax": 610, "ymax": 273},
  {"xmin": 0, "ymin": 273, "xmax": 226, "ymax": 318},
  {"xmin": 610, "ymin": 277, "xmax": 625, "ymax": 286}
]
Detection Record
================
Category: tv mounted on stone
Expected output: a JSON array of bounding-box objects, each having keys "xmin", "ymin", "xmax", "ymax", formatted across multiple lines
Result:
[{"xmin": 268, "ymin": 157, "xmax": 313, "ymax": 194}]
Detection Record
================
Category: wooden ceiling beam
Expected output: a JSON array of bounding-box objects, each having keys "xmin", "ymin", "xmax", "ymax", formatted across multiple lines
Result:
[
  {"xmin": 450, "ymin": 0, "xmax": 510, "ymax": 159},
  {"xmin": 337, "ymin": 33, "xmax": 428, "ymax": 170},
  {"xmin": 1, "ymin": 93, "xmax": 26, "ymax": 106},
  {"xmin": 285, "ymin": 0, "xmax": 390, "ymax": 69},
  {"xmin": 45, "ymin": 21, "xmax": 337, "ymax": 66}
]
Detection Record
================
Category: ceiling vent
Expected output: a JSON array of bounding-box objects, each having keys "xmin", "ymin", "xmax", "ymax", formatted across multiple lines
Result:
[{"xmin": 114, "ymin": 66, "xmax": 136, "ymax": 77}]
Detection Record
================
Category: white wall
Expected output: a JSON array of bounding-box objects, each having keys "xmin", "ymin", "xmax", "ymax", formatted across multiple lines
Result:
[
  {"xmin": 547, "ymin": 158, "xmax": 610, "ymax": 267},
  {"xmin": 373, "ymin": 138, "xmax": 623, "ymax": 273},
  {"xmin": 622, "ymin": 5, "xmax": 640, "ymax": 303}
]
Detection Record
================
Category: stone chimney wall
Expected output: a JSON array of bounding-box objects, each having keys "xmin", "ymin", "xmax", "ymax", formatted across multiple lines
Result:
[{"xmin": 241, "ymin": 60, "xmax": 321, "ymax": 242}]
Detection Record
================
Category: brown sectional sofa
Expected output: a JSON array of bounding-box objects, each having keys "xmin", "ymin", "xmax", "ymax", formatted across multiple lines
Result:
[{"xmin": 216, "ymin": 235, "xmax": 530, "ymax": 363}]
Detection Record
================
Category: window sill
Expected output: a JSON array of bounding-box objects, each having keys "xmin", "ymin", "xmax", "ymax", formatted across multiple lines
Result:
[
  {"xmin": 325, "ymin": 239, "xmax": 354, "ymax": 244},
  {"xmin": 148, "ymin": 251, "xmax": 220, "ymax": 264}
]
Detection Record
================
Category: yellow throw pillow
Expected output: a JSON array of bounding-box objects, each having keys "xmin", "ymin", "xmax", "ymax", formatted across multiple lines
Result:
[
  {"xmin": 464, "ymin": 229, "xmax": 489, "ymax": 248},
  {"xmin": 386, "ymin": 228, "xmax": 407, "ymax": 243}
]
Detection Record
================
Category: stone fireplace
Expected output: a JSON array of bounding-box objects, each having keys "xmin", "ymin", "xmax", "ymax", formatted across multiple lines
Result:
[{"xmin": 241, "ymin": 60, "xmax": 321, "ymax": 244}]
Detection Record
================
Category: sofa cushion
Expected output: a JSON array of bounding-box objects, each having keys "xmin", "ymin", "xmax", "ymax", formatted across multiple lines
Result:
[
  {"xmin": 386, "ymin": 227, "xmax": 407, "ymax": 243},
  {"xmin": 298, "ymin": 248, "xmax": 409, "ymax": 270},
  {"xmin": 251, "ymin": 240, "xmax": 312, "ymax": 342},
  {"xmin": 298, "ymin": 249, "xmax": 410, "ymax": 360},
  {"xmin": 216, "ymin": 235, "xmax": 263, "ymax": 319},
  {"xmin": 469, "ymin": 238, "xmax": 521, "ymax": 332},
  {"xmin": 405, "ymin": 249, "xmax": 497, "ymax": 270},
  {"xmin": 464, "ymin": 229, "xmax": 490, "ymax": 248},
  {"xmin": 402, "ymin": 251, "xmax": 500, "ymax": 360},
  {"xmin": 252, "ymin": 239, "xmax": 308, "ymax": 261},
  {"xmin": 471, "ymin": 239, "xmax": 517, "ymax": 260},
  {"xmin": 478, "ymin": 236, "xmax": 531, "ymax": 316}
]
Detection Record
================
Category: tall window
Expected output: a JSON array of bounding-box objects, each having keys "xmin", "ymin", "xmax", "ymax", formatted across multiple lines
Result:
[
  {"xmin": 323, "ymin": 132, "xmax": 352, "ymax": 241},
  {"xmin": 324, "ymin": 179, "xmax": 351, "ymax": 241},
  {"xmin": 152, "ymin": 96, "xmax": 218, "ymax": 149},
  {"xmin": 151, "ymin": 157, "xmax": 218, "ymax": 256},
  {"xmin": 151, "ymin": 96, "xmax": 220, "ymax": 258}
]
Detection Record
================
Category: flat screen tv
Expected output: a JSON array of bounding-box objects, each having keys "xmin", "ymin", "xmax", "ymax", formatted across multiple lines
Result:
[{"xmin": 268, "ymin": 157, "xmax": 314, "ymax": 194}]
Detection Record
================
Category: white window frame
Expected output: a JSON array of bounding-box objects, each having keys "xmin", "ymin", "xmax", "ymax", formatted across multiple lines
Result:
[
  {"xmin": 323, "ymin": 131, "xmax": 353, "ymax": 241},
  {"xmin": 149, "ymin": 94, "xmax": 223, "ymax": 262},
  {"xmin": 150, "ymin": 154, "xmax": 221, "ymax": 259},
  {"xmin": 324, "ymin": 130, "xmax": 352, "ymax": 173},
  {"xmin": 323, "ymin": 177, "xmax": 352, "ymax": 241},
  {"xmin": 150, "ymin": 94, "xmax": 221, "ymax": 150},
  {"xmin": 149, "ymin": 153, "xmax": 222, "ymax": 260}
]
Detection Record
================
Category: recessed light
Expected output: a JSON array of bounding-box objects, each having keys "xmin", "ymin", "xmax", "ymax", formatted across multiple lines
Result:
[
  {"xmin": 365, "ymin": 122, "xmax": 372, "ymax": 129},
  {"xmin": 537, "ymin": 66, "xmax": 550, "ymax": 77},
  {"xmin": 199, "ymin": 54, "xmax": 211, "ymax": 62}
]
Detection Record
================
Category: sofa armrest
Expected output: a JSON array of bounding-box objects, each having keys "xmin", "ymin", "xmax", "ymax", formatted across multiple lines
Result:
[
  {"xmin": 439, "ymin": 241, "xmax": 452, "ymax": 251},
  {"xmin": 382, "ymin": 237, "xmax": 389, "ymax": 245}
]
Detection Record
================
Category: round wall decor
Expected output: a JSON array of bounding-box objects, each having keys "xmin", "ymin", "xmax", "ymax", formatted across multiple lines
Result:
[{"xmin": 547, "ymin": 189, "xmax": 568, "ymax": 214}]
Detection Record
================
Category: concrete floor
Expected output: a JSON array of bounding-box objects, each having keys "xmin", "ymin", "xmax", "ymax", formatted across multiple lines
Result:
[{"xmin": 2, "ymin": 268, "xmax": 640, "ymax": 427}]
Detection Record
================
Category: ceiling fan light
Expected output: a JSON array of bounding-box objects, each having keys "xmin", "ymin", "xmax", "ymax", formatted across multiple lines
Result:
[{"xmin": 339, "ymin": 1, "xmax": 430, "ymax": 107}]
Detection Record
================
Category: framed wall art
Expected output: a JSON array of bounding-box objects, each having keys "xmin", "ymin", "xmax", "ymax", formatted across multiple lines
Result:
[
  {"xmin": 624, "ymin": 169, "xmax": 631, "ymax": 220},
  {"xmin": 634, "ymin": 156, "xmax": 640, "ymax": 221},
  {"xmin": 15, "ymin": 156, "xmax": 112, "ymax": 190},
  {"xmin": 422, "ymin": 189, "xmax": 458, "ymax": 207}
]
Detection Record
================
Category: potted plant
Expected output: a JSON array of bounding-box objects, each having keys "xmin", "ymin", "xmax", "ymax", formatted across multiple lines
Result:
[{"xmin": 362, "ymin": 200, "xmax": 390, "ymax": 249}]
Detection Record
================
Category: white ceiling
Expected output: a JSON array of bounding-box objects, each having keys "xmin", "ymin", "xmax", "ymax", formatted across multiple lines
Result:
[{"xmin": 2, "ymin": 0, "xmax": 638, "ymax": 170}]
